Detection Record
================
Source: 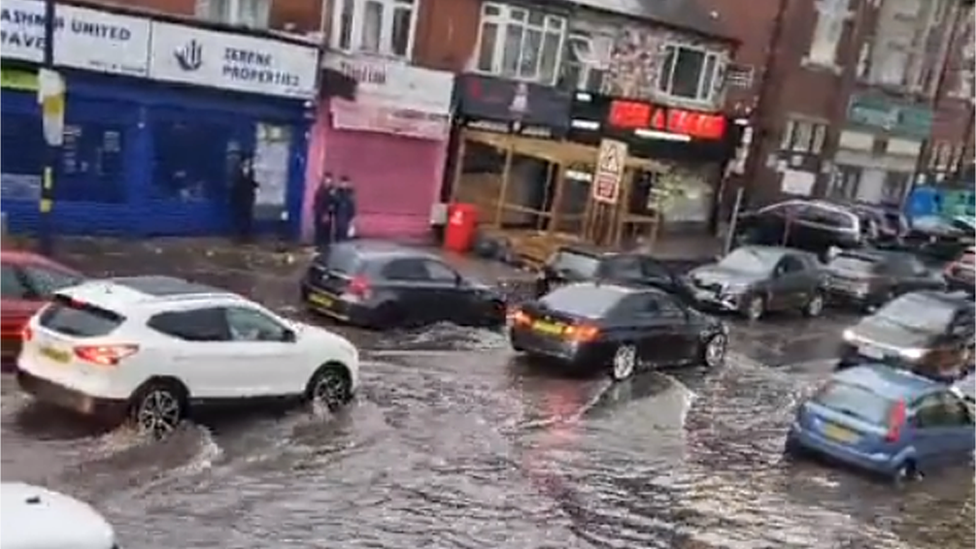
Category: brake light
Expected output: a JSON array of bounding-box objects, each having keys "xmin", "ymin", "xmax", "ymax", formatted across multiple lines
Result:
[
  {"xmin": 564, "ymin": 324, "xmax": 600, "ymax": 342},
  {"xmin": 885, "ymin": 399, "xmax": 906, "ymax": 442},
  {"xmin": 347, "ymin": 275, "xmax": 371, "ymax": 299},
  {"xmin": 21, "ymin": 326, "xmax": 32, "ymax": 342},
  {"xmin": 73, "ymin": 344, "xmax": 139, "ymax": 366}
]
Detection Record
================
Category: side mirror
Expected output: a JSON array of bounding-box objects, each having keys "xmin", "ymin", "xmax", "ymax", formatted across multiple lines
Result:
[{"xmin": 282, "ymin": 328, "xmax": 297, "ymax": 342}]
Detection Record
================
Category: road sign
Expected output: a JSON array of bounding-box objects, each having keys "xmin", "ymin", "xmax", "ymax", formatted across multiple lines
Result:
[{"xmin": 592, "ymin": 139, "xmax": 627, "ymax": 204}]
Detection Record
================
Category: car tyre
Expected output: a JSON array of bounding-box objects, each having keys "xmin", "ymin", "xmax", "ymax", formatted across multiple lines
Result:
[
  {"xmin": 802, "ymin": 292, "xmax": 825, "ymax": 318},
  {"xmin": 306, "ymin": 363, "xmax": 352, "ymax": 413},
  {"xmin": 892, "ymin": 460, "xmax": 920, "ymax": 485},
  {"xmin": 702, "ymin": 333, "xmax": 728, "ymax": 368},
  {"xmin": 783, "ymin": 436, "xmax": 807, "ymax": 460},
  {"xmin": 744, "ymin": 295, "xmax": 765, "ymax": 321},
  {"xmin": 611, "ymin": 344, "xmax": 638, "ymax": 381},
  {"xmin": 128, "ymin": 381, "xmax": 187, "ymax": 440}
]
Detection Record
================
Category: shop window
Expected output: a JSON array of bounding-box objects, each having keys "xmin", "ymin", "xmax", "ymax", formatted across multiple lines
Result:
[
  {"xmin": 780, "ymin": 119, "xmax": 827, "ymax": 154},
  {"xmin": 475, "ymin": 3, "xmax": 566, "ymax": 85},
  {"xmin": 151, "ymin": 118, "xmax": 239, "ymax": 203},
  {"xmin": 56, "ymin": 122, "xmax": 126, "ymax": 203},
  {"xmin": 331, "ymin": 0, "xmax": 416, "ymax": 58},
  {"xmin": 657, "ymin": 44, "xmax": 723, "ymax": 103},
  {"xmin": 0, "ymin": 112, "xmax": 44, "ymax": 201}
]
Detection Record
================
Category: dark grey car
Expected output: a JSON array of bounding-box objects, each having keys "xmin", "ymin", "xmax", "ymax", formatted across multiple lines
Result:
[
  {"xmin": 686, "ymin": 246, "xmax": 825, "ymax": 320},
  {"xmin": 824, "ymin": 249, "xmax": 946, "ymax": 312}
]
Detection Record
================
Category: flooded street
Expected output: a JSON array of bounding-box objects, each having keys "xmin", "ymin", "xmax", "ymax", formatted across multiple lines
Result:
[{"xmin": 2, "ymin": 240, "xmax": 973, "ymax": 549}]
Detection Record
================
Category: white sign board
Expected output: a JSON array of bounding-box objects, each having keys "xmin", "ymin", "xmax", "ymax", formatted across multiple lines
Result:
[
  {"xmin": 780, "ymin": 169, "xmax": 815, "ymax": 196},
  {"xmin": 592, "ymin": 139, "xmax": 628, "ymax": 204},
  {"xmin": 149, "ymin": 21, "xmax": 319, "ymax": 99},
  {"xmin": 1, "ymin": 0, "xmax": 151, "ymax": 76},
  {"xmin": 323, "ymin": 52, "xmax": 453, "ymax": 115}
]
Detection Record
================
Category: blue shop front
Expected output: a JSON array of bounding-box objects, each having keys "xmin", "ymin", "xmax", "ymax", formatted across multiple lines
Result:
[{"xmin": 0, "ymin": 0, "xmax": 319, "ymax": 236}]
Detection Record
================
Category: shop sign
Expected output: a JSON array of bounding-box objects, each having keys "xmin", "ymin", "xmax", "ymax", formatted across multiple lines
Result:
[
  {"xmin": 323, "ymin": 52, "xmax": 453, "ymax": 139},
  {"xmin": 0, "ymin": 68, "xmax": 37, "ymax": 91},
  {"xmin": 456, "ymin": 74, "xmax": 572, "ymax": 137},
  {"xmin": 605, "ymin": 99, "xmax": 726, "ymax": 140},
  {"xmin": 1, "ymin": 0, "xmax": 151, "ymax": 77},
  {"xmin": 148, "ymin": 21, "xmax": 319, "ymax": 99},
  {"xmin": 592, "ymin": 139, "xmax": 628, "ymax": 204},
  {"xmin": 846, "ymin": 94, "xmax": 933, "ymax": 139}
]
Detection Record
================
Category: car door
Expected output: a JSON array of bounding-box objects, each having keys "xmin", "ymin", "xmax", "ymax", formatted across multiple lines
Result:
[
  {"xmin": 907, "ymin": 394, "xmax": 955, "ymax": 468},
  {"xmin": 380, "ymin": 258, "xmax": 437, "ymax": 324},
  {"xmin": 768, "ymin": 254, "xmax": 808, "ymax": 309},
  {"xmin": 937, "ymin": 391, "xmax": 976, "ymax": 462},
  {"xmin": 222, "ymin": 305, "xmax": 302, "ymax": 396},
  {"xmin": 420, "ymin": 259, "xmax": 472, "ymax": 324},
  {"xmin": 146, "ymin": 306, "xmax": 240, "ymax": 399},
  {"xmin": 627, "ymin": 293, "xmax": 692, "ymax": 365}
]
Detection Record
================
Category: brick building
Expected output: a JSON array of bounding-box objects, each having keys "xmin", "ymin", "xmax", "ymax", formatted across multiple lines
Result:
[{"xmin": 704, "ymin": 0, "xmax": 975, "ymax": 208}]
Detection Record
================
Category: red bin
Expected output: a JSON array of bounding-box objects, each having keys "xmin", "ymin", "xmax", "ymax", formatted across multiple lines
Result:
[{"xmin": 444, "ymin": 203, "xmax": 479, "ymax": 253}]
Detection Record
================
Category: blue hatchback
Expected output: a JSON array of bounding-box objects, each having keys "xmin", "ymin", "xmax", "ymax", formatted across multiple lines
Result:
[{"xmin": 786, "ymin": 363, "xmax": 975, "ymax": 482}]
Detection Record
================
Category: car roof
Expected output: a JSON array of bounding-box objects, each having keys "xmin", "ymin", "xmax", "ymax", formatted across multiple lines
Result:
[
  {"xmin": 55, "ymin": 276, "xmax": 243, "ymax": 312},
  {"xmin": 833, "ymin": 364, "xmax": 938, "ymax": 400},
  {"xmin": 1, "ymin": 482, "xmax": 116, "ymax": 549},
  {"xmin": 323, "ymin": 240, "xmax": 437, "ymax": 261},
  {"xmin": 563, "ymin": 281, "xmax": 649, "ymax": 295}
]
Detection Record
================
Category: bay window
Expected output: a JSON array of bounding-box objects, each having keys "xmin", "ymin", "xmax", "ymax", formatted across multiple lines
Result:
[
  {"xmin": 657, "ymin": 44, "xmax": 723, "ymax": 102},
  {"xmin": 332, "ymin": 0, "xmax": 416, "ymax": 58},
  {"xmin": 475, "ymin": 3, "xmax": 566, "ymax": 85}
]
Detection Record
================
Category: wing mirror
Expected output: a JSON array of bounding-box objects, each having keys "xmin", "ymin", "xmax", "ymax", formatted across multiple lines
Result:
[{"xmin": 282, "ymin": 328, "xmax": 297, "ymax": 342}]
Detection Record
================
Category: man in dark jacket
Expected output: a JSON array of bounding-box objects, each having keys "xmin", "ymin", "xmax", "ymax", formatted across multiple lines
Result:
[
  {"xmin": 231, "ymin": 154, "xmax": 258, "ymax": 241},
  {"xmin": 334, "ymin": 175, "xmax": 357, "ymax": 242},
  {"xmin": 313, "ymin": 172, "xmax": 336, "ymax": 247}
]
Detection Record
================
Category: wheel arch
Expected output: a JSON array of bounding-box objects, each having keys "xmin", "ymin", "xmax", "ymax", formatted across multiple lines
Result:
[
  {"xmin": 304, "ymin": 360, "xmax": 353, "ymax": 397},
  {"xmin": 129, "ymin": 376, "xmax": 191, "ymax": 403}
]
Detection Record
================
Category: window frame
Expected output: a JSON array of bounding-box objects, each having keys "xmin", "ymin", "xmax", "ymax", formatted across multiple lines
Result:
[
  {"xmin": 780, "ymin": 119, "xmax": 827, "ymax": 154},
  {"xmin": 195, "ymin": 0, "xmax": 271, "ymax": 28},
  {"xmin": 473, "ymin": 2, "xmax": 568, "ymax": 85},
  {"xmin": 19, "ymin": 264, "xmax": 83, "ymax": 298},
  {"xmin": 656, "ymin": 42, "xmax": 723, "ymax": 103},
  {"xmin": 330, "ymin": 0, "xmax": 418, "ymax": 58},
  {"xmin": 223, "ymin": 305, "xmax": 290, "ymax": 342}
]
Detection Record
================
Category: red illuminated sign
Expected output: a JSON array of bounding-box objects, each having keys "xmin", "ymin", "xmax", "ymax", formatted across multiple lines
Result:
[
  {"xmin": 608, "ymin": 100, "xmax": 651, "ymax": 129},
  {"xmin": 666, "ymin": 109, "xmax": 726, "ymax": 140},
  {"xmin": 604, "ymin": 100, "xmax": 726, "ymax": 140}
]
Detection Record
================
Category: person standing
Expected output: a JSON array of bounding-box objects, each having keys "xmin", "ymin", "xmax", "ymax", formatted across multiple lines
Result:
[
  {"xmin": 313, "ymin": 172, "xmax": 336, "ymax": 247},
  {"xmin": 334, "ymin": 175, "xmax": 357, "ymax": 242},
  {"xmin": 231, "ymin": 154, "xmax": 259, "ymax": 241}
]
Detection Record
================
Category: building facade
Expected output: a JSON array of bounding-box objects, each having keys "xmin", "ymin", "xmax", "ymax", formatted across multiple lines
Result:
[{"xmin": 0, "ymin": 0, "xmax": 319, "ymax": 236}]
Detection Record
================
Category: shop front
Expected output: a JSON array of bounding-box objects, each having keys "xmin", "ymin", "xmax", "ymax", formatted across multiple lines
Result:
[
  {"xmin": 305, "ymin": 53, "xmax": 454, "ymax": 241},
  {"xmin": 567, "ymin": 92, "xmax": 735, "ymax": 232},
  {"xmin": 0, "ymin": 0, "xmax": 318, "ymax": 236}
]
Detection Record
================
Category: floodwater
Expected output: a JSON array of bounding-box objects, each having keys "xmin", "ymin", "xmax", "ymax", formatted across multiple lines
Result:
[{"xmin": 1, "ymin": 239, "xmax": 972, "ymax": 548}]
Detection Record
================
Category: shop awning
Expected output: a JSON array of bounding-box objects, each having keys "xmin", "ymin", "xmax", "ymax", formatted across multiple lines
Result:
[{"xmin": 463, "ymin": 129, "xmax": 665, "ymax": 171}]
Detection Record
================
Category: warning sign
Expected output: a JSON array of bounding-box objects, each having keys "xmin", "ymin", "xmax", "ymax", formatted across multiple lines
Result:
[{"xmin": 592, "ymin": 139, "xmax": 628, "ymax": 204}]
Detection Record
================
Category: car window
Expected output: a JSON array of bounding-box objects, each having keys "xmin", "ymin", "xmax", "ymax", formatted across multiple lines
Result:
[
  {"xmin": 813, "ymin": 380, "xmax": 894, "ymax": 426},
  {"xmin": 829, "ymin": 254, "xmax": 879, "ymax": 273},
  {"xmin": 803, "ymin": 206, "xmax": 855, "ymax": 229},
  {"xmin": 549, "ymin": 250, "xmax": 601, "ymax": 278},
  {"xmin": 225, "ymin": 306, "xmax": 287, "ymax": 342},
  {"xmin": 540, "ymin": 285, "xmax": 624, "ymax": 319},
  {"xmin": 1, "ymin": 265, "xmax": 29, "ymax": 299},
  {"xmin": 719, "ymin": 248, "xmax": 778, "ymax": 275},
  {"xmin": 611, "ymin": 294, "xmax": 657, "ymax": 318},
  {"xmin": 382, "ymin": 259, "xmax": 430, "ymax": 281},
  {"xmin": 148, "ymin": 307, "xmax": 229, "ymax": 342},
  {"xmin": 776, "ymin": 255, "xmax": 805, "ymax": 274},
  {"xmin": 949, "ymin": 309, "xmax": 974, "ymax": 336},
  {"xmin": 316, "ymin": 245, "xmax": 362, "ymax": 275},
  {"xmin": 21, "ymin": 265, "xmax": 83, "ymax": 297},
  {"xmin": 911, "ymin": 394, "xmax": 946, "ymax": 428},
  {"xmin": 650, "ymin": 293, "xmax": 685, "ymax": 317},
  {"xmin": 423, "ymin": 260, "xmax": 459, "ymax": 283},
  {"xmin": 760, "ymin": 201, "xmax": 807, "ymax": 217},
  {"xmin": 911, "ymin": 393, "xmax": 971, "ymax": 428},
  {"xmin": 640, "ymin": 258, "xmax": 672, "ymax": 281},
  {"xmin": 938, "ymin": 392, "xmax": 973, "ymax": 426},
  {"xmin": 600, "ymin": 256, "xmax": 643, "ymax": 280},
  {"xmin": 39, "ymin": 295, "xmax": 125, "ymax": 338}
]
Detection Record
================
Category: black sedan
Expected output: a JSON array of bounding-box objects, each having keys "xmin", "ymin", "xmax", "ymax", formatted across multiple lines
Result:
[
  {"xmin": 534, "ymin": 245, "xmax": 691, "ymax": 300},
  {"xmin": 301, "ymin": 241, "xmax": 506, "ymax": 329},
  {"xmin": 900, "ymin": 215, "xmax": 976, "ymax": 262},
  {"xmin": 824, "ymin": 249, "xmax": 946, "ymax": 311},
  {"xmin": 509, "ymin": 283, "xmax": 728, "ymax": 381}
]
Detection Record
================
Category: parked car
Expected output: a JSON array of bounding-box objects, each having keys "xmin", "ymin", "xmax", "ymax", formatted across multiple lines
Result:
[
  {"xmin": 837, "ymin": 290, "xmax": 975, "ymax": 382},
  {"xmin": 901, "ymin": 215, "xmax": 976, "ymax": 262},
  {"xmin": 533, "ymin": 245, "xmax": 692, "ymax": 300},
  {"xmin": 508, "ymin": 282, "xmax": 728, "ymax": 381},
  {"xmin": 1, "ymin": 250, "xmax": 84, "ymax": 368},
  {"xmin": 943, "ymin": 246, "xmax": 975, "ymax": 293},
  {"xmin": 733, "ymin": 200, "xmax": 867, "ymax": 259},
  {"xmin": 850, "ymin": 203, "xmax": 910, "ymax": 247},
  {"xmin": 685, "ymin": 246, "xmax": 825, "ymax": 320},
  {"xmin": 301, "ymin": 241, "xmax": 506, "ymax": 329},
  {"xmin": 17, "ymin": 276, "xmax": 360, "ymax": 438},
  {"xmin": 824, "ymin": 249, "xmax": 945, "ymax": 312},
  {"xmin": 785, "ymin": 363, "xmax": 975, "ymax": 482},
  {"xmin": 1, "ymin": 482, "xmax": 118, "ymax": 549}
]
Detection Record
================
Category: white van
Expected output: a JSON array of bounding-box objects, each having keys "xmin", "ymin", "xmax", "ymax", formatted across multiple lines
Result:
[{"xmin": 1, "ymin": 483, "xmax": 117, "ymax": 549}]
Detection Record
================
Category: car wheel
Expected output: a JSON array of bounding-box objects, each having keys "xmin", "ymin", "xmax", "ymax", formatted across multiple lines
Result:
[
  {"xmin": 702, "ymin": 333, "xmax": 728, "ymax": 368},
  {"xmin": 744, "ymin": 295, "xmax": 765, "ymax": 321},
  {"xmin": 611, "ymin": 344, "xmax": 638, "ymax": 381},
  {"xmin": 783, "ymin": 436, "xmax": 806, "ymax": 459},
  {"xmin": 892, "ymin": 460, "xmax": 920, "ymax": 485},
  {"xmin": 128, "ymin": 381, "xmax": 187, "ymax": 439},
  {"xmin": 306, "ymin": 364, "xmax": 352, "ymax": 413},
  {"xmin": 802, "ymin": 292, "xmax": 825, "ymax": 317}
]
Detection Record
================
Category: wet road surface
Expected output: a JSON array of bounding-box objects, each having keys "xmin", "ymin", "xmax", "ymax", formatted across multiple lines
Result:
[{"xmin": 2, "ymin": 240, "xmax": 973, "ymax": 549}]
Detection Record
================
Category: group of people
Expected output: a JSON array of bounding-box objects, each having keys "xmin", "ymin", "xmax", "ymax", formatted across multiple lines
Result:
[{"xmin": 228, "ymin": 155, "xmax": 358, "ymax": 247}]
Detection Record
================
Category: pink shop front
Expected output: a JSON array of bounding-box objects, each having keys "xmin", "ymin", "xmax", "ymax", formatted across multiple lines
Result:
[{"xmin": 302, "ymin": 53, "xmax": 455, "ymax": 241}]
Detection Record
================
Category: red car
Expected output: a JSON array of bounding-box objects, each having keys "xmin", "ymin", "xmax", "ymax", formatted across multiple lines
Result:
[{"xmin": 1, "ymin": 249, "xmax": 84, "ymax": 368}]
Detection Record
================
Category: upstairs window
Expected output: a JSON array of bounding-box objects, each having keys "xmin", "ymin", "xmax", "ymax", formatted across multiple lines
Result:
[
  {"xmin": 195, "ymin": 0, "xmax": 270, "ymax": 28},
  {"xmin": 475, "ymin": 3, "xmax": 566, "ymax": 85},
  {"xmin": 807, "ymin": 0, "xmax": 850, "ymax": 67},
  {"xmin": 559, "ymin": 30, "xmax": 612, "ymax": 92},
  {"xmin": 331, "ymin": 0, "xmax": 416, "ymax": 58},
  {"xmin": 780, "ymin": 119, "xmax": 828, "ymax": 154},
  {"xmin": 657, "ymin": 44, "xmax": 722, "ymax": 102}
]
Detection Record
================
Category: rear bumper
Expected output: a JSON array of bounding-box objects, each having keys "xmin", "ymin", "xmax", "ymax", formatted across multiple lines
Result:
[
  {"xmin": 301, "ymin": 282, "xmax": 375, "ymax": 326},
  {"xmin": 787, "ymin": 424, "xmax": 897, "ymax": 475},
  {"xmin": 17, "ymin": 369, "xmax": 128, "ymax": 421},
  {"xmin": 509, "ymin": 328, "xmax": 605, "ymax": 368}
]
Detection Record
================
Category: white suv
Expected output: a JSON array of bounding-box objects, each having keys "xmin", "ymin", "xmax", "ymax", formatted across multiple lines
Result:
[
  {"xmin": 1, "ymin": 482, "xmax": 117, "ymax": 549},
  {"xmin": 17, "ymin": 276, "xmax": 360, "ymax": 437}
]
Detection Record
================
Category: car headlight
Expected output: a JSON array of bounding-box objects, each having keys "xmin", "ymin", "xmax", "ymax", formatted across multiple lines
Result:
[
  {"xmin": 899, "ymin": 348, "xmax": 925, "ymax": 360},
  {"xmin": 842, "ymin": 329, "xmax": 858, "ymax": 342},
  {"xmin": 723, "ymin": 283, "xmax": 750, "ymax": 294}
]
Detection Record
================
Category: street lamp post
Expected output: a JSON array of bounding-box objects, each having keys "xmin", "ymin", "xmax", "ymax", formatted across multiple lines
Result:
[{"xmin": 38, "ymin": 0, "xmax": 58, "ymax": 255}]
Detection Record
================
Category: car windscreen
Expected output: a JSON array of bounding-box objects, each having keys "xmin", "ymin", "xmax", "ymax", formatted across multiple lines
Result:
[
  {"xmin": 548, "ymin": 250, "xmax": 601, "ymax": 278},
  {"xmin": 38, "ymin": 295, "xmax": 125, "ymax": 337},
  {"xmin": 718, "ymin": 248, "xmax": 778, "ymax": 275},
  {"xmin": 813, "ymin": 380, "xmax": 895, "ymax": 426},
  {"xmin": 828, "ymin": 254, "xmax": 880, "ymax": 273},
  {"xmin": 875, "ymin": 294, "xmax": 956, "ymax": 333},
  {"xmin": 315, "ymin": 245, "xmax": 363, "ymax": 275},
  {"xmin": 540, "ymin": 285, "xmax": 623, "ymax": 318}
]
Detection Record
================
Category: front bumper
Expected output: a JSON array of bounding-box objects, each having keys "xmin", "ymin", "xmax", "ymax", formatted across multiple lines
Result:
[
  {"xmin": 689, "ymin": 286, "xmax": 745, "ymax": 313},
  {"xmin": 17, "ymin": 369, "xmax": 128, "ymax": 421},
  {"xmin": 824, "ymin": 285, "xmax": 877, "ymax": 308}
]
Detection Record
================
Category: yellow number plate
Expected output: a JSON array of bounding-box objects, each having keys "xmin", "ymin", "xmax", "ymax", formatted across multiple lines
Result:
[
  {"xmin": 532, "ymin": 320, "xmax": 565, "ymax": 335},
  {"xmin": 822, "ymin": 423, "xmax": 858, "ymax": 443},
  {"xmin": 39, "ymin": 345, "xmax": 70, "ymax": 363},
  {"xmin": 309, "ymin": 292, "xmax": 335, "ymax": 308}
]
